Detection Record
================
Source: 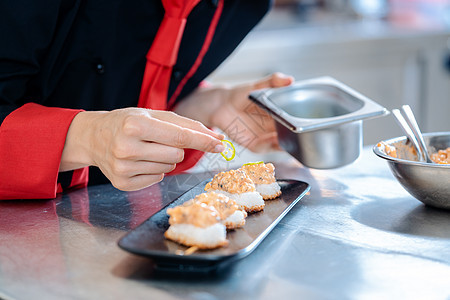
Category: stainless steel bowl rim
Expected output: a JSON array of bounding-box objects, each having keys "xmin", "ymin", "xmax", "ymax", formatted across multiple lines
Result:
[{"xmin": 373, "ymin": 131, "xmax": 450, "ymax": 168}]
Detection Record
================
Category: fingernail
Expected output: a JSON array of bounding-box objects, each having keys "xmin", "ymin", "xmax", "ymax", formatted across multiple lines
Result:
[{"xmin": 215, "ymin": 144, "xmax": 225, "ymax": 153}]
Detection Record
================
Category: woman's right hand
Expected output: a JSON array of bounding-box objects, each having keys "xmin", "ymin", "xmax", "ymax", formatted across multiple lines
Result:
[{"xmin": 60, "ymin": 108, "xmax": 225, "ymax": 191}]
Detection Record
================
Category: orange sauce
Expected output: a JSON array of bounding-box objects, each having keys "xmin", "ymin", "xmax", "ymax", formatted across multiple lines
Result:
[
  {"xmin": 240, "ymin": 162, "xmax": 276, "ymax": 184},
  {"xmin": 166, "ymin": 202, "xmax": 219, "ymax": 228},
  {"xmin": 205, "ymin": 169, "xmax": 256, "ymax": 194},
  {"xmin": 193, "ymin": 192, "xmax": 238, "ymax": 220}
]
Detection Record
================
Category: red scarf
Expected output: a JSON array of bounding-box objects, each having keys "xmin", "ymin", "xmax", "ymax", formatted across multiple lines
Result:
[{"xmin": 138, "ymin": 0, "xmax": 224, "ymax": 174}]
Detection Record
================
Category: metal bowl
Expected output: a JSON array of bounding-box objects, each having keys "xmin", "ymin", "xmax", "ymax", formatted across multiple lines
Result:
[
  {"xmin": 373, "ymin": 132, "xmax": 450, "ymax": 209},
  {"xmin": 249, "ymin": 77, "xmax": 388, "ymax": 169}
]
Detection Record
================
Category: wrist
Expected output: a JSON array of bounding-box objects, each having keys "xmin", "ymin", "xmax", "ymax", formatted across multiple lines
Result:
[{"xmin": 60, "ymin": 111, "xmax": 104, "ymax": 171}]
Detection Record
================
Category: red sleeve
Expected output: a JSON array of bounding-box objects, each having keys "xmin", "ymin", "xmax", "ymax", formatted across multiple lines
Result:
[{"xmin": 0, "ymin": 103, "xmax": 88, "ymax": 200}]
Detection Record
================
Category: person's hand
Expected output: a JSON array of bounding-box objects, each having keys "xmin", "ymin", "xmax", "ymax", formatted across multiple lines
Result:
[
  {"xmin": 212, "ymin": 72, "xmax": 293, "ymax": 152},
  {"xmin": 174, "ymin": 72, "xmax": 293, "ymax": 153},
  {"xmin": 60, "ymin": 108, "xmax": 225, "ymax": 191}
]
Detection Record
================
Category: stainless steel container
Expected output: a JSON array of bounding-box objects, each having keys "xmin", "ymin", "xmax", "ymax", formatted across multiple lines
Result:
[{"xmin": 249, "ymin": 77, "xmax": 388, "ymax": 169}]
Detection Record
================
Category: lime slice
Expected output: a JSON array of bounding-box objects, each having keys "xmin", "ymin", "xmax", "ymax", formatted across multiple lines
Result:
[
  {"xmin": 220, "ymin": 139, "xmax": 236, "ymax": 161},
  {"xmin": 242, "ymin": 161, "xmax": 264, "ymax": 166}
]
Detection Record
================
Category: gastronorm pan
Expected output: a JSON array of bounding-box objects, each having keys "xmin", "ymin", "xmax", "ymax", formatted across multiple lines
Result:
[{"xmin": 249, "ymin": 77, "xmax": 388, "ymax": 169}]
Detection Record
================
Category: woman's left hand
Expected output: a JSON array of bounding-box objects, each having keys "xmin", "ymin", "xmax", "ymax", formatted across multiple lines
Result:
[{"xmin": 174, "ymin": 72, "xmax": 294, "ymax": 153}]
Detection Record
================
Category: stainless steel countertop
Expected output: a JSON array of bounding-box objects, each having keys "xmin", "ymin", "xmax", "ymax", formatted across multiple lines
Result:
[{"xmin": 2, "ymin": 147, "xmax": 450, "ymax": 300}]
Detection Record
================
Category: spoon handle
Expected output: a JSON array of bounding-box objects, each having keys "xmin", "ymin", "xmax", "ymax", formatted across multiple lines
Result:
[
  {"xmin": 400, "ymin": 105, "xmax": 432, "ymax": 163},
  {"xmin": 391, "ymin": 109, "xmax": 424, "ymax": 162}
]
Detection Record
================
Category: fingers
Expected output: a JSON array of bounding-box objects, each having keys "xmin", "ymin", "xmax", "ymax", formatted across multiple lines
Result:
[
  {"xmin": 113, "ymin": 141, "xmax": 185, "ymax": 164},
  {"xmin": 151, "ymin": 110, "xmax": 225, "ymax": 140},
  {"xmin": 103, "ymin": 142, "xmax": 181, "ymax": 192},
  {"xmin": 103, "ymin": 159, "xmax": 175, "ymax": 191},
  {"xmin": 110, "ymin": 160, "xmax": 176, "ymax": 178},
  {"xmin": 253, "ymin": 72, "xmax": 294, "ymax": 90},
  {"xmin": 130, "ymin": 114, "xmax": 225, "ymax": 153},
  {"xmin": 82, "ymin": 108, "xmax": 229, "ymax": 192},
  {"xmin": 112, "ymin": 174, "xmax": 165, "ymax": 191}
]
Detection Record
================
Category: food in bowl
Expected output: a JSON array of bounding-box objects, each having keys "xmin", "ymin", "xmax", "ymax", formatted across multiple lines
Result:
[
  {"xmin": 376, "ymin": 141, "xmax": 398, "ymax": 158},
  {"xmin": 376, "ymin": 140, "xmax": 418, "ymax": 161},
  {"xmin": 431, "ymin": 147, "xmax": 450, "ymax": 164},
  {"xmin": 377, "ymin": 141, "xmax": 449, "ymax": 164},
  {"xmin": 373, "ymin": 132, "xmax": 450, "ymax": 209}
]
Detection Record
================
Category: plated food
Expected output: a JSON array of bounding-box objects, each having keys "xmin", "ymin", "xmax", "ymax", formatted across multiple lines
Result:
[
  {"xmin": 240, "ymin": 162, "xmax": 282, "ymax": 200},
  {"xmin": 118, "ymin": 179, "xmax": 310, "ymax": 269},
  {"xmin": 204, "ymin": 169, "xmax": 265, "ymax": 213},
  {"xmin": 164, "ymin": 162, "xmax": 283, "ymax": 250},
  {"xmin": 164, "ymin": 191, "xmax": 248, "ymax": 250},
  {"xmin": 164, "ymin": 199, "xmax": 228, "ymax": 249},
  {"xmin": 192, "ymin": 191, "xmax": 247, "ymax": 230}
]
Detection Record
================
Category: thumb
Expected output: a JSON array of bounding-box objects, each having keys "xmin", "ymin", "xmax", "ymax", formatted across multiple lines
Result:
[{"xmin": 252, "ymin": 72, "xmax": 294, "ymax": 90}]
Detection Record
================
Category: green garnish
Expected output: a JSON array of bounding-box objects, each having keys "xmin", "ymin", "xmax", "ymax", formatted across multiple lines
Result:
[
  {"xmin": 243, "ymin": 161, "xmax": 264, "ymax": 166},
  {"xmin": 220, "ymin": 140, "xmax": 236, "ymax": 161}
]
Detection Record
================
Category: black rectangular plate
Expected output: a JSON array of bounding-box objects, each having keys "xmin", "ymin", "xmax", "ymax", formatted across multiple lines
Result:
[{"xmin": 118, "ymin": 179, "xmax": 310, "ymax": 270}]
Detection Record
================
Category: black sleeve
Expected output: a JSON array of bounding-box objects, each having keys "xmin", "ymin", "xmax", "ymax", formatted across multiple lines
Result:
[{"xmin": 0, "ymin": 0, "xmax": 74, "ymax": 123}]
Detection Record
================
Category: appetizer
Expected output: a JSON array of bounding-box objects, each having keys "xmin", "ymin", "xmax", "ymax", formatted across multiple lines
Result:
[
  {"xmin": 164, "ymin": 201, "xmax": 228, "ymax": 249},
  {"xmin": 192, "ymin": 191, "xmax": 247, "ymax": 229},
  {"xmin": 204, "ymin": 169, "xmax": 265, "ymax": 213},
  {"xmin": 240, "ymin": 162, "xmax": 282, "ymax": 200}
]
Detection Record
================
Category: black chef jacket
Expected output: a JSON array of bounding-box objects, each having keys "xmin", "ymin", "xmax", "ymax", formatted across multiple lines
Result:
[{"xmin": 0, "ymin": 0, "xmax": 271, "ymax": 185}]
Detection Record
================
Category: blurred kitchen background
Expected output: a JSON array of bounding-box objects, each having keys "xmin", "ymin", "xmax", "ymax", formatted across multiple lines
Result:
[{"xmin": 206, "ymin": 0, "xmax": 450, "ymax": 146}]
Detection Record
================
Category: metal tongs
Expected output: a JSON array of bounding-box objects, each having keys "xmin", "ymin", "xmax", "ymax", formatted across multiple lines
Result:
[{"xmin": 391, "ymin": 105, "xmax": 433, "ymax": 163}]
